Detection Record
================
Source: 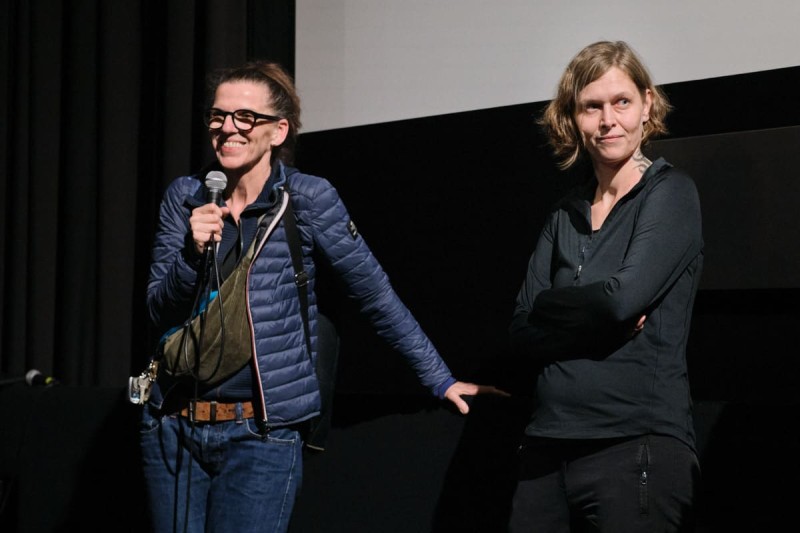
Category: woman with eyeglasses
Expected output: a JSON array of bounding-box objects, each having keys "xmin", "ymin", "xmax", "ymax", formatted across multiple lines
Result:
[
  {"xmin": 508, "ymin": 41, "xmax": 703, "ymax": 532},
  {"xmin": 139, "ymin": 60, "xmax": 506, "ymax": 533}
]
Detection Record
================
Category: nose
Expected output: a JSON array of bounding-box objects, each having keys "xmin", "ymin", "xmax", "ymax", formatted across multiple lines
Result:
[
  {"xmin": 599, "ymin": 104, "xmax": 615, "ymax": 128},
  {"xmin": 220, "ymin": 113, "xmax": 238, "ymax": 133}
]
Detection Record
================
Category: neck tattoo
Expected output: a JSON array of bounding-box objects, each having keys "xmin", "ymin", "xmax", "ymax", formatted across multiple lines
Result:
[{"xmin": 633, "ymin": 150, "xmax": 652, "ymax": 175}]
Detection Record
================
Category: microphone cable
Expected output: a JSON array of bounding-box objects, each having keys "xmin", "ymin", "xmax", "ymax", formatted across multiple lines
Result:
[{"xmin": 172, "ymin": 228, "xmax": 228, "ymax": 533}]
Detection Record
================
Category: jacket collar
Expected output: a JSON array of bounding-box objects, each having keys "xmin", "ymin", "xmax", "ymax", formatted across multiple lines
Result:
[{"xmin": 184, "ymin": 161, "xmax": 289, "ymax": 212}]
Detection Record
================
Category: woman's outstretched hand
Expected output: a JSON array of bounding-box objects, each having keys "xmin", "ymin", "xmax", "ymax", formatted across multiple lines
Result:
[{"xmin": 444, "ymin": 381, "xmax": 511, "ymax": 414}]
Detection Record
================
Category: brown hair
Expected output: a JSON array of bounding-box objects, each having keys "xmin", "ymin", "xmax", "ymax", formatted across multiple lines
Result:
[
  {"xmin": 208, "ymin": 61, "xmax": 302, "ymax": 165},
  {"xmin": 539, "ymin": 41, "xmax": 671, "ymax": 170}
]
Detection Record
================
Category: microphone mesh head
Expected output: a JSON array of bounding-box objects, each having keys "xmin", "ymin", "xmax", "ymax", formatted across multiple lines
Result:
[{"xmin": 205, "ymin": 171, "xmax": 227, "ymax": 192}]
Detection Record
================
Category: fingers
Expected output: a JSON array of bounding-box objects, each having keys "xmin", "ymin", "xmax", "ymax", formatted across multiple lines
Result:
[
  {"xmin": 478, "ymin": 385, "xmax": 512, "ymax": 397},
  {"xmin": 190, "ymin": 203, "xmax": 226, "ymax": 254},
  {"xmin": 444, "ymin": 382, "xmax": 512, "ymax": 415},
  {"xmin": 450, "ymin": 382, "xmax": 479, "ymax": 395},
  {"xmin": 452, "ymin": 381, "xmax": 511, "ymax": 397},
  {"xmin": 631, "ymin": 314, "xmax": 647, "ymax": 337}
]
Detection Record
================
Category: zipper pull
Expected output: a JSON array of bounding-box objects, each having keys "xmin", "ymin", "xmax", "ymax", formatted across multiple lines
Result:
[{"xmin": 575, "ymin": 265, "xmax": 582, "ymax": 280}]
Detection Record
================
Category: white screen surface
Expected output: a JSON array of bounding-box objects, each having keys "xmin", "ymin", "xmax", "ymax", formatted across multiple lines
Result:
[{"xmin": 296, "ymin": 0, "xmax": 800, "ymax": 132}]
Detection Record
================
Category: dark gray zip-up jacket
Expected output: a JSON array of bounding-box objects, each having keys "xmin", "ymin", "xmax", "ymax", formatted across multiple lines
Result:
[
  {"xmin": 147, "ymin": 162, "xmax": 455, "ymax": 427},
  {"xmin": 510, "ymin": 158, "xmax": 703, "ymax": 449}
]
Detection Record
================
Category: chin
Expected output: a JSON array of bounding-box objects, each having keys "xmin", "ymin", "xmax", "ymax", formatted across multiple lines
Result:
[
  {"xmin": 216, "ymin": 157, "xmax": 243, "ymax": 170},
  {"xmin": 596, "ymin": 148, "xmax": 634, "ymax": 163}
]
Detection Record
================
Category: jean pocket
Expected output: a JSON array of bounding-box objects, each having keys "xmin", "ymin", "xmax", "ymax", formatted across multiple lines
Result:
[
  {"xmin": 138, "ymin": 404, "xmax": 162, "ymax": 435},
  {"xmin": 241, "ymin": 420, "xmax": 298, "ymax": 444}
]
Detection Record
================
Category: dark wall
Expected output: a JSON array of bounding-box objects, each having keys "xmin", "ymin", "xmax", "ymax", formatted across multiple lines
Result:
[
  {"xmin": 296, "ymin": 99, "xmax": 559, "ymax": 397},
  {"xmin": 295, "ymin": 66, "xmax": 800, "ymax": 403}
]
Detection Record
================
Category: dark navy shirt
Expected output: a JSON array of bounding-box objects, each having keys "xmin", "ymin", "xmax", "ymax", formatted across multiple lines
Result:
[
  {"xmin": 510, "ymin": 158, "xmax": 704, "ymax": 450},
  {"xmin": 182, "ymin": 165, "xmax": 282, "ymax": 401}
]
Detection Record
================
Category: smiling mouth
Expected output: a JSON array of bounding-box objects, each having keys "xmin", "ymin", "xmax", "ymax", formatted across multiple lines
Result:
[{"xmin": 222, "ymin": 141, "xmax": 246, "ymax": 148}]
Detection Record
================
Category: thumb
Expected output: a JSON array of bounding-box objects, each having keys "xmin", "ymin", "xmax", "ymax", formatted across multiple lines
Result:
[{"xmin": 450, "ymin": 395, "xmax": 470, "ymax": 415}]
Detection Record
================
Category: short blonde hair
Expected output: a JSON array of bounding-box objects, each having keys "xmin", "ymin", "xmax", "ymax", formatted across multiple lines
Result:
[{"xmin": 539, "ymin": 41, "xmax": 671, "ymax": 170}]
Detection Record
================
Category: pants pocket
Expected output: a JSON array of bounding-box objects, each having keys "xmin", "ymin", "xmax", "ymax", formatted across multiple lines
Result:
[{"xmin": 637, "ymin": 440, "xmax": 650, "ymax": 515}]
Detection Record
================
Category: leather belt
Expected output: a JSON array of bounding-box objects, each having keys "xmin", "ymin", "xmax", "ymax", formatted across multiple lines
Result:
[{"xmin": 179, "ymin": 400, "xmax": 255, "ymax": 423}]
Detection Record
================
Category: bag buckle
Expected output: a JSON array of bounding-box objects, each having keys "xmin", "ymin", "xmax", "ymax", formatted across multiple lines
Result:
[{"xmin": 295, "ymin": 271, "xmax": 309, "ymax": 287}]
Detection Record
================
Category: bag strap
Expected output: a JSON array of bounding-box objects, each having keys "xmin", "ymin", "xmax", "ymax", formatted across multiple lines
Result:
[{"xmin": 282, "ymin": 190, "xmax": 312, "ymax": 358}]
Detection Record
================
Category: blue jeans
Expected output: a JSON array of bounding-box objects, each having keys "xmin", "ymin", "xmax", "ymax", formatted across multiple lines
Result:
[
  {"xmin": 509, "ymin": 434, "xmax": 699, "ymax": 533},
  {"xmin": 139, "ymin": 404, "xmax": 303, "ymax": 533}
]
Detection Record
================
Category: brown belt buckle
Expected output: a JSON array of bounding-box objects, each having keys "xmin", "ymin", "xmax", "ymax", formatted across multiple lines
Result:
[{"xmin": 187, "ymin": 399, "xmax": 217, "ymax": 423}]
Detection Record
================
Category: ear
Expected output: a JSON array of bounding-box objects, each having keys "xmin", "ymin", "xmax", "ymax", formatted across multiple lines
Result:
[
  {"xmin": 271, "ymin": 118, "xmax": 290, "ymax": 147},
  {"xmin": 642, "ymin": 88, "xmax": 653, "ymax": 123}
]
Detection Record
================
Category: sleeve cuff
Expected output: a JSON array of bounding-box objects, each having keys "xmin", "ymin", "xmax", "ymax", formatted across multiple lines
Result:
[
  {"xmin": 181, "ymin": 232, "xmax": 205, "ymax": 270},
  {"xmin": 434, "ymin": 377, "xmax": 457, "ymax": 399}
]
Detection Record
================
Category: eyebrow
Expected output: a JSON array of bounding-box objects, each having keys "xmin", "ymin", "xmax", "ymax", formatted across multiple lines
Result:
[{"xmin": 578, "ymin": 91, "xmax": 634, "ymax": 105}]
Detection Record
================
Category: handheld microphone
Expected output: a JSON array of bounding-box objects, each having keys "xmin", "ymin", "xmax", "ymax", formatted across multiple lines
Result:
[
  {"xmin": 25, "ymin": 369, "xmax": 59, "ymax": 387},
  {"xmin": 203, "ymin": 171, "xmax": 228, "ymax": 259},
  {"xmin": 205, "ymin": 171, "xmax": 227, "ymax": 206}
]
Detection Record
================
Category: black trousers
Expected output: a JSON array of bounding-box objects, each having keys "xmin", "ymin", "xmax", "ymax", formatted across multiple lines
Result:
[{"xmin": 509, "ymin": 434, "xmax": 699, "ymax": 533}]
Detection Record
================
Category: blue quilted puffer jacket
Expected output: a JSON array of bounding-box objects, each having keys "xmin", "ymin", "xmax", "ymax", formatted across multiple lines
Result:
[{"xmin": 145, "ymin": 162, "xmax": 454, "ymax": 427}]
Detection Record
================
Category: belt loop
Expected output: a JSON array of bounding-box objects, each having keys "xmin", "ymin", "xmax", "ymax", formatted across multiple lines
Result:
[
  {"xmin": 209, "ymin": 400, "xmax": 217, "ymax": 423},
  {"xmin": 235, "ymin": 402, "xmax": 243, "ymax": 422},
  {"xmin": 188, "ymin": 399, "xmax": 197, "ymax": 423}
]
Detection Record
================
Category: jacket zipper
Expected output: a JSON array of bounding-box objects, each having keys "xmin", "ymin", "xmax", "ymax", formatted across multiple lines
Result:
[{"xmin": 247, "ymin": 189, "xmax": 291, "ymax": 428}]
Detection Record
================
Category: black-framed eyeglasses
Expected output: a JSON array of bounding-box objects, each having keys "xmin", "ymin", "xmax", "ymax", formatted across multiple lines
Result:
[{"xmin": 203, "ymin": 108, "xmax": 283, "ymax": 132}]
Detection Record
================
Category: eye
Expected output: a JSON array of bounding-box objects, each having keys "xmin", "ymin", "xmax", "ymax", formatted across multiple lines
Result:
[
  {"xmin": 233, "ymin": 110, "xmax": 257, "ymax": 127},
  {"xmin": 205, "ymin": 109, "xmax": 226, "ymax": 127},
  {"xmin": 616, "ymin": 98, "xmax": 631, "ymax": 108}
]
